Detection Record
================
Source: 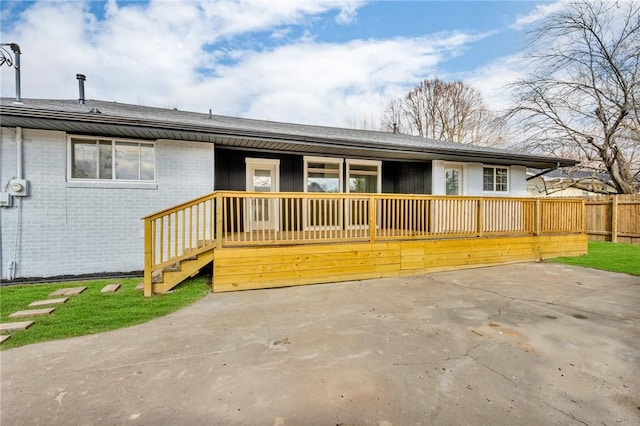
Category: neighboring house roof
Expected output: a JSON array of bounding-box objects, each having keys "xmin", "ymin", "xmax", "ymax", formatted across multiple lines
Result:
[
  {"xmin": 0, "ymin": 98, "xmax": 578, "ymax": 169},
  {"xmin": 526, "ymin": 168, "xmax": 619, "ymax": 195},
  {"xmin": 528, "ymin": 168, "xmax": 612, "ymax": 182}
]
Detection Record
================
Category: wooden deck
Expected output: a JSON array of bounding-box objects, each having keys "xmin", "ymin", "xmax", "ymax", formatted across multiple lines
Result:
[{"xmin": 143, "ymin": 191, "xmax": 587, "ymax": 295}]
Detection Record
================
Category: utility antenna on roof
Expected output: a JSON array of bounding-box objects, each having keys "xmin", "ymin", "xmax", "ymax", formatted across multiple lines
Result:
[{"xmin": 0, "ymin": 43, "xmax": 21, "ymax": 102}]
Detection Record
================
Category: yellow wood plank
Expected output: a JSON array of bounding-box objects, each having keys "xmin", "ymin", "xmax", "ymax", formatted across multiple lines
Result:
[
  {"xmin": 214, "ymin": 262, "xmax": 400, "ymax": 285},
  {"xmin": 211, "ymin": 234, "xmax": 587, "ymax": 292},
  {"xmin": 214, "ymin": 267, "xmax": 401, "ymax": 292},
  {"xmin": 214, "ymin": 255, "xmax": 400, "ymax": 277},
  {"xmin": 213, "ymin": 246, "xmax": 400, "ymax": 266},
  {"xmin": 213, "ymin": 241, "xmax": 398, "ymax": 258}
]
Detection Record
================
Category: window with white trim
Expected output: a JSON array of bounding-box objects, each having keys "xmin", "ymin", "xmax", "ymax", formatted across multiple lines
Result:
[
  {"xmin": 304, "ymin": 156, "xmax": 343, "ymax": 193},
  {"xmin": 69, "ymin": 137, "xmax": 155, "ymax": 181},
  {"xmin": 346, "ymin": 159, "xmax": 381, "ymax": 194},
  {"xmin": 483, "ymin": 167, "xmax": 508, "ymax": 192}
]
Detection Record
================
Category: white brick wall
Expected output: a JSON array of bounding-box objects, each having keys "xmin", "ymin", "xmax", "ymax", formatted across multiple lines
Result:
[{"xmin": 0, "ymin": 128, "xmax": 214, "ymax": 280}]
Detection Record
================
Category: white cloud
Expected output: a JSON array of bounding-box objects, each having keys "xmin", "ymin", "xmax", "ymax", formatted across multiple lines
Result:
[
  {"xmin": 335, "ymin": 1, "xmax": 363, "ymax": 25},
  {"xmin": 0, "ymin": 0, "xmax": 500, "ymax": 128},
  {"xmin": 459, "ymin": 55, "xmax": 526, "ymax": 113},
  {"xmin": 509, "ymin": 1, "xmax": 567, "ymax": 30}
]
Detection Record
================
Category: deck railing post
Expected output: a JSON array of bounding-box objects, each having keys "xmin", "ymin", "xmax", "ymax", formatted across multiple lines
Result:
[
  {"xmin": 143, "ymin": 218, "xmax": 153, "ymax": 297},
  {"xmin": 534, "ymin": 199, "xmax": 541, "ymax": 235},
  {"xmin": 216, "ymin": 193, "xmax": 224, "ymax": 248},
  {"xmin": 369, "ymin": 195, "xmax": 376, "ymax": 243},
  {"xmin": 476, "ymin": 199, "xmax": 484, "ymax": 237}
]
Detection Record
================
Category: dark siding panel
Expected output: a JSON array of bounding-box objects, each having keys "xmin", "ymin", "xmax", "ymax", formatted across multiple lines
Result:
[{"xmin": 382, "ymin": 161, "xmax": 432, "ymax": 194}]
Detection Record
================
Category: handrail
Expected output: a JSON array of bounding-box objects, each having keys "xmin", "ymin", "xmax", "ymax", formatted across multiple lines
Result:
[
  {"xmin": 143, "ymin": 191, "xmax": 219, "ymax": 221},
  {"xmin": 143, "ymin": 191, "xmax": 584, "ymax": 296}
]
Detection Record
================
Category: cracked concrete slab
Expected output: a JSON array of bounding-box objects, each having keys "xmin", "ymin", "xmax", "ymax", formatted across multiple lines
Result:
[{"xmin": 1, "ymin": 262, "xmax": 638, "ymax": 425}]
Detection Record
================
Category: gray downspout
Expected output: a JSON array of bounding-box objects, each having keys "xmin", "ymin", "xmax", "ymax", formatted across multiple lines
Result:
[
  {"xmin": 8, "ymin": 127, "xmax": 24, "ymax": 280},
  {"xmin": 16, "ymin": 127, "xmax": 22, "ymax": 179}
]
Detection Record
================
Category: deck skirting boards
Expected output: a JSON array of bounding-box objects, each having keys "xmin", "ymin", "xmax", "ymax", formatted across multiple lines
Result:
[{"xmin": 212, "ymin": 234, "xmax": 588, "ymax": 292}]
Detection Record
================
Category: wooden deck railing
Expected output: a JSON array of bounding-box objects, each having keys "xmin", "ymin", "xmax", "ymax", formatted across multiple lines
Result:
[
  {"xmin": 143, "ymin": 191, "xmax": 584, "ymax": 294},
  {"xmin": 143, "ymin": 192, "xmax": 218, "ymax": 296}
]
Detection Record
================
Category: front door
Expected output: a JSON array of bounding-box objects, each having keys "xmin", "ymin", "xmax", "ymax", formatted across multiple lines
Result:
[{"xmin": 246, "ymin": 159, "xmax": 280, "ymax": 231}]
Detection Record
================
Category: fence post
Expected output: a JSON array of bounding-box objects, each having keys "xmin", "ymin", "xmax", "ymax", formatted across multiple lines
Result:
[
  {"xmin": 534, "ymin": 199, "xmax": 541, "ymax": 236},
  {"xmin": 143, "ymin": 218, "xmax": 153, "ymax": 298},
  {"xmin": 476, "ymin": 199, "xmax": 484, "ymax": 237},
  {"xmin": 369, "ymin": 195, "xmax": 376, "ymax": 243},
  {"xmin": 611, "ymin": 195, "xmax": 618, "ymax": 243},
  {"xmin": 216, "ymin": 193, "xmax": 224, "ymax": 248},
  {"xmin": 580, "ymin": 199, "xmax": 586, "ymax": 234}
]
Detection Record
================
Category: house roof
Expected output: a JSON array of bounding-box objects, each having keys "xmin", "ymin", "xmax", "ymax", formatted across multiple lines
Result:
[
  {"xmin": 0, "ymin": 98, "xmax": 578, "ymax": 169},
  {"xmin": 527, "ymin": 168, "xmax": 613, "ymax": 182}
]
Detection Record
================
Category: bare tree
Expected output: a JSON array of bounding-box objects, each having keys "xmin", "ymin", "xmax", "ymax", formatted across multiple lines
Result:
[
  {"xmin": 508, "ymin": 0, "xmax": 640, "ymax": 194},
  {"xmin": 382, "ymin": 78, "xmax": 505, "ymax": 147}
]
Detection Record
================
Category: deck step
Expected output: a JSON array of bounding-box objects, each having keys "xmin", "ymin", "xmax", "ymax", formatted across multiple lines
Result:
[{"xmin": 151, "ymin": 249, "xmax": 214, "ymax": 294}]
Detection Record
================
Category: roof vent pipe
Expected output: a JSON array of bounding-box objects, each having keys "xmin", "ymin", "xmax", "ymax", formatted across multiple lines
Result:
[{"xmin": 76, "ymin": 73, "xmax": 86, "ymax": 104}]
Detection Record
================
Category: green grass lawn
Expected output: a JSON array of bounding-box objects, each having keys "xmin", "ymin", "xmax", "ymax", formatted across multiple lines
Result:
[
  {"xmin": 0, "ymin": 274, "xmax": 210, "ymax": 350},
  {"xmin": 551, "ymin": 241, "xmax": 640, "ymax": 276}
]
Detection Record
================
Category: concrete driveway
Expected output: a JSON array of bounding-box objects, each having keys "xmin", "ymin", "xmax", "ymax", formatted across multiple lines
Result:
[{"xmin": 1, "ymin": 262, "xmax": 639, "ymax": 425}]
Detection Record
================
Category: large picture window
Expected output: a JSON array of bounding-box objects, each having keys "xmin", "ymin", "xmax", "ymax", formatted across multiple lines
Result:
[
  {"xmin": 70, "ymin": 137, "xmax": 155, "ymax": 181},
  {"xmin": 483, "ymin": 167, "xmax": 508, "ymax": 192}
]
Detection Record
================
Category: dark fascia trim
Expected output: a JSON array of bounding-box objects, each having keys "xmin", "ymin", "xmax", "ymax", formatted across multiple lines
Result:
[{"xmin": 0, "ymin": 104, "xmax": 579, "ymax": 168}]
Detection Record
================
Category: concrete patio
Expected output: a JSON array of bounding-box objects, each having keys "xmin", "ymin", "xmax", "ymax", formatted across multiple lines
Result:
[{"xmin": 1, "ymin": 262, "xmax": 638, "ymax": 425}]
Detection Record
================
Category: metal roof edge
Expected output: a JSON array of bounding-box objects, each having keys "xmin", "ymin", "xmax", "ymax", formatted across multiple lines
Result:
[{"xmin": 0, "ymin": 100, "xmax": 579, "ymax": 168}]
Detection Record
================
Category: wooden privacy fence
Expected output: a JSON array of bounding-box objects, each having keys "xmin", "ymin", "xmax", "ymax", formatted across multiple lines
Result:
[
  {"xmin": 584, "ymin": 195, "xmax": 640, "ymax": 243},
  {"xmin": 143, "ymin": 191, "xmax": 584, "ymax": 280}
]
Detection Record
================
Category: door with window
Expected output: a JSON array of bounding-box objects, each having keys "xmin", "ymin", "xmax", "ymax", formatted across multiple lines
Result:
[
  {"xmin": 246, "ymin": 159, "xmax": 280, "ymax": 231},
  {"xmin": 444, "ymin": 165, "xmax": 463, "ymax": 196}
]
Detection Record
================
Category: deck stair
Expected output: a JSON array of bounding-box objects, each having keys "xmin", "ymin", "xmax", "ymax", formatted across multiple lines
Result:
[{"xmin": 150, "ymin": 249, "xmax": 215, "ymax": 294}]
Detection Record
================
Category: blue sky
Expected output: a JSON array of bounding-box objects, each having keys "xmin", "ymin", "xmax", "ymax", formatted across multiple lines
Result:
[{"xmin": 0, "ymin": 0, "xmax": 566, "ymax": 127}]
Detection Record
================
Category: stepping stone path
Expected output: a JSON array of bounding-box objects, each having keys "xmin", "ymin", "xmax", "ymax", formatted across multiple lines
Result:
[
  {"xmin": 9, "ymin": 308, "xmax": 56, "ymax": 318},
  {"xmin": 1, "ymin": 286, "xmax": 87, "ymax": 344},
  {"xmin": 101, "ymin": 284, "xmax": 121, "ymax": 293},
  {"xmin": 0, "ymin": 321, "xmax": 34, "ymax": 332},
  {"xmin": 49, "ymin": 286, "xmax": 87, "ymax": 297},
  {"xmin": 29, "ymin": 298, "xmax": 68, "ymax": 307},
  {"xmin": 0, "ymin": 321, "xmax": 35, "ymax": 342}
]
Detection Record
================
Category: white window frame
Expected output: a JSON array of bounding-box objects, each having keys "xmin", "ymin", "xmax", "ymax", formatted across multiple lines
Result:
[
  {"xmin": 443, "ymin": 162, "xmax": 466, "ymax": 196},
  {"xmin": 245, "ymin": 158, "xmax": 280, "ymax": 192},
  {"xmin": 482, "ymin": 166, "xmax": 509, "ymax": 193},
  {"xmin": 244, "ymin": 158, "xmax": 280, "ymax": 232},
  {"xmin": 345, "ymin": 159, "xmax": 381, "ymax": 230},
  {"xmin": 345, "ymin": 159, "xmax": 381, "ymax": 194},
  {"xmin": 67, "ymin": 135, "xmax": 156, "ymax": 183},
  {"xmin": 303, "ymin": 156, "xmax": 343, "ymax": 231},
  {"xmin": 303, "ymin": 156, "xmax": 343, "ymax": 193}
]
